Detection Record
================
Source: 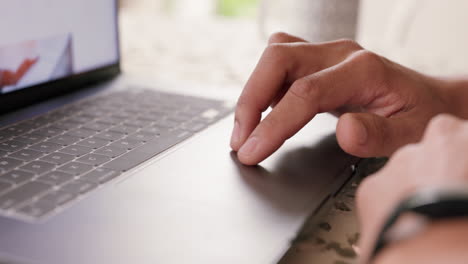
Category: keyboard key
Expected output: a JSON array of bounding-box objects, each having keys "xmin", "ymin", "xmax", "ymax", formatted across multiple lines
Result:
[
  {"xmin": 167, "ymin": 114, "xmax": 192, "ymax": 123},
  {"xmin": 80, "ymin": 109, "xmax": 108, "ymax": 118},
  {"xmin": 94, "ymin": 146, "xmax": 127, "ymax": 158},
  {"xmin": 96, "ymin": 117, "xmax": 124, "ymax": 125},
  {"xmin": 40, "ymin": 191, "xmax": 76, "ymax": 206},
  {"xmin": 174, "ymin": 111, "xmax": 197, "ymax": 120},
  {"xmin": 126, "ymin": 131, "xmax": 159, "ymax": 142},
  {"xmin": 110, "ymin": 112, "xmax": 132, "ymax": 119},
  {"xmin": 141, "ymin": 126, "xmax": 168, "ymax": 136},
  {"xmin": 103, "ymin": 134, "xmax": 183, "ymax": 171},
  {"xmin": 110, "ymin": 138, "xmax": 143, "ymax": 150},
  {"xmin": 0, "ymin": 140, "xmax": 27, "ymax": 152},
  {"xmin": 0, "ymin": 181, "xmax": 12, "ymax": 194},
  {"xmin": 81, "ymin": 122, "xmax": 110, "ymax": 132},
  {"xmin": 60, "ymin": 145, "xmax": 93, "ymax": 157},
  {"xmin": 80, "ymin": 168, "xmax": 120, "ymax": 184},
  {"xmin": 0, "ymin": 130, "xmax": 14, "ymax": 142},
  {"xmin": 29, "ymin": 142, "xmax": 62, "ymax": 153},
  {"xmin": 44, "ymin": 111, "xmax": 67, "ymax": 122},
  {"xmin": 156, "ymin": 119, "xmax": 180, "ymax": 129},
  {"xmin": 67, "ymin": 116, "xmax": 94, "ymax": 124},
  {"xmin": 54, "ymin": 120, "xmax": 81, "ymax": 130},
  {"xmin": 0, "ymin": 181, "xmax": 51, "ymax": 209},
  {"xmin": 20, "ymin": 119, "xmax": 47, "ymax": 130},
  {"xmin": 20, "ymin": 161, "xmax": 55, "ymax": 175},
  {"xmin": 94, "ymin": 131, "xmax": 125, "ymax": 141},
  {"xmin": 28, "ymin": 116, "xmax": 52, "ymax": 128},
  {"xmin": 76, "ymin": 154, "xmax": 110, "ymax": 166},
  {"xmin": 2, "ymin": 124, "xmax": 30, "ymax": 135},
  {"xmin": 122, "ymin": 119, "xmax": 149, "ymax": 128},
  {"xmin": 146, "ymin": 110, "xmax": 167, "ymax": 118},
  {"xmin": 181, "ymin": 121, "xmax": 206, "ymax": 132},
  {"xmin": 57, "ymin": 162, "xmax": 93, "ymax": 176},
  {"xmin": 16, "ymin": 133, "xmax": 46, "ymax": 145},
  {"xmin": 37, "ymin": 171, "xmax": 74, "ymax": 186},
  {"xmin": 40, "ymin": 152, "xmax": 75, "ymax": 165},
  {"xmin": 76, "ymin": 137, "xmax": 108, "ymax": 149},
  {"xmin": 65, "ymin": 128, "xmax": 96, "ymax": 139},
  {"xmin": 109, "ymin": 125, "xmax": 139, "ymax": 135},
  {"xmin": 122, "ymin": 108, "xmax": 140, "ymax": 115},
  {"xmin": 174, "ymin": 130, "xmax": 193, "ymax": 139},
  {"xmin": 0, "ymin": 157, "xmax": 23, "ymax": 173},
  {"xmin": 17, "ymin": 201, "xmax": 56, "ymax": 218},
  {"xmin": 8, "ymin": 149, "xmax": 43, "ymax": 162},
  {"xmin": 0, "ymin": 170, "xmax": 34, "ymax": 185},
  {"xmin": 48, "ymin": 135, "xmax": 81, "ymax": 146},
  {"xmin": 35, "ymin": 126, "xmax": 65, "ymax": 137},
  {"xmin": 61, "ymin": 180, "xmax": 97, "ymax": 195}
]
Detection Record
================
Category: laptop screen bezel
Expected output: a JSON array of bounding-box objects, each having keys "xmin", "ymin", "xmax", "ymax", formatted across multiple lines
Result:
[{"xmin": 0, "ymin": 0, "xmax": 121, "ymax": 114}]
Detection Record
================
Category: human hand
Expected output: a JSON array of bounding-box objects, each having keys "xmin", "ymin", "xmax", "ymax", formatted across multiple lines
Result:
[
  {"xmin": 0, "ymin": 57, "xmax": 38, "ymax": 88},
  {"xmin": 356, "ymin": 114, "xmax": 468, "ymax": 262},
  {"xmin": 230, "ymin": 32, "xmax": 454, "ymax": 165}
]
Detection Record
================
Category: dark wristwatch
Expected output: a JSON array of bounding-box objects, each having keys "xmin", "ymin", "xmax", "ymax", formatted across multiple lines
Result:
[{"xmin": 368, "ymin": 186, "xmax": 468, "ymax": 263}]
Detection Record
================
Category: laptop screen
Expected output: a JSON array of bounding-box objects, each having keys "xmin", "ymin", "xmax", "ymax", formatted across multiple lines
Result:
[{"xmin": 0, "ymin": 0, "xmax": 119, "ymax": 95}]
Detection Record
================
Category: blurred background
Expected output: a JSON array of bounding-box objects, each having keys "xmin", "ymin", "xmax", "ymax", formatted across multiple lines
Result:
[{"xmin": 119, "ymin": 0, "xmax": 468, "ymax": 91}]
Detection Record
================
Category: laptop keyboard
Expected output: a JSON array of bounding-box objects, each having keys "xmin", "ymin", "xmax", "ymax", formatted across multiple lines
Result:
[{"xmin": 0, "ymin": 89, "xmax": 232, "ymax": 221}]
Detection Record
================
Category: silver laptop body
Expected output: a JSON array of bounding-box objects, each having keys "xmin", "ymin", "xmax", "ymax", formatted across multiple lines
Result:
[{"xmin": 0, "ymin": 1, "xmax": 357, "ymax": 263}]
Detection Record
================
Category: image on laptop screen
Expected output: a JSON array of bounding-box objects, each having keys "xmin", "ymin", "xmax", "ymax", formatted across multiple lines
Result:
[{"xmin": 0, "ymin": 0, "xmax": 119, "ymax": 94}]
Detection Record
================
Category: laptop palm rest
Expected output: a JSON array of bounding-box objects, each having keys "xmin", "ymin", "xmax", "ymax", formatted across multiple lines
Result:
[{"xmin": 0, "ymin": 113, "xmax": 357, "ymax": 264}]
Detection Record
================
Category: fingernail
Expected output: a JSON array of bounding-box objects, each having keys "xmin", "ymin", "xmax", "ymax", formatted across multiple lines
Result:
[
  {"xmin": 356, "ymin": 121, "xmax": 368, "ymax": 145},
  {"xmin": 239, "ymin": 137, "xmax": 259, "ymax": 156},
  {"xmin": 231, "ymin": 121, "xmax": 240, "ymax": 146}
]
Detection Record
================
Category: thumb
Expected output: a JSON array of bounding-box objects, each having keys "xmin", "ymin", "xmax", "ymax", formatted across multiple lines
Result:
[{"xmin": 336, "ymin": 112, "xmax": 415, "ymax": 157}]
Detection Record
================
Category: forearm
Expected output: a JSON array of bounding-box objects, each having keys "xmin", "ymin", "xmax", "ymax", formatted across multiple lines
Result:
[{"xmin": 373, "ymin": 219, "xmax": 468, "ymax": 264}]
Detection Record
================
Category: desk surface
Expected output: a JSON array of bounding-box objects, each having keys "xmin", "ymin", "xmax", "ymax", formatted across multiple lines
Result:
[{"xmin": 279, "ymin": 158, "xmax": 387, "ymax": 264}]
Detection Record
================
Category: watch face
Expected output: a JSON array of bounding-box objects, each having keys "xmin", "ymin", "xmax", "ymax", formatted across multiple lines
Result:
[{"xmin": 384, "ymin": 213, "xmax": 427, "ymax": 244}]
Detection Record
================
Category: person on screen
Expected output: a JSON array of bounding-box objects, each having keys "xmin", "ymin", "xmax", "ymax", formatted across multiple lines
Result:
[{"xmin": 231, "ymin": 32, "xmax": 468, "ymax": 263}]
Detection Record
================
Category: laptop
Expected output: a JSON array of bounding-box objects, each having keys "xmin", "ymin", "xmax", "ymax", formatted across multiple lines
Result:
[{"xmin": 0, "ymin": 1, "xmax": 358, "ymax": 263}]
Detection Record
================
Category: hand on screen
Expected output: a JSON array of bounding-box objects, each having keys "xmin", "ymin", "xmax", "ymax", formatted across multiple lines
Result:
[{"xmin": 0, "ymin": 57, "xmax": 39, "ymax": 88}]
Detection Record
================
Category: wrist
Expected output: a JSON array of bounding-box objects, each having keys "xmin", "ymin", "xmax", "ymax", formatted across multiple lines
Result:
[
  {"xmin": 436, "ymin": 77, "xmax": 468, "ymax": 119},
  {"xmin": 374, "ymin": 219, "xmax": 468, "ymax": 264},
  {"xmin": 365, "ymin": 186, "xmax": 468, "ymax": 263}
]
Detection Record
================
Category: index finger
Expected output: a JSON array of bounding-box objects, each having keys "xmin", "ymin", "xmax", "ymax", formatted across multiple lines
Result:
[
  {"xmin": 231, "ymin": 38, "xmax": 361, "ymax": 151},
  {"xmin": 230, "ymin": 34, "xmax": 307, "ymax": 151},
  {"xmin": 237, "ymin": 51, "xmax": 380, "ymax": 165}
]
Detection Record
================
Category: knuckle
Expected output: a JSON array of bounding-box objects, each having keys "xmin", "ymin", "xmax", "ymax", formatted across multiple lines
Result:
[
  {"xmin": 236, "ymin": 94, "xmax": 249, "ymax": 109},
  {"xmin": 391, "ymin": 143, "xmax": 419, "ymax": 161},
  {"xmin": 259, "ymin": 115, "xmax": 289, "ymax": 140},
  {"xmin": 261, "ymin": 115, "xmax": 280, "ymax": 131},
  {"xmin": 350, "ymin": 50, "xmax": 387, "ymax": 79},
  {"xmin": 268, "ymin": 32, "xmax": 292, "ymax": 44},
  {"xmin": 335, "ymin": 38, "xmax": 363, "ymax": 50},
  {"xmin": 425, "ymin": 114, "xmax": 461, "ymax": 138},
  {"xmin": 428, "ymin": 113, "xmax": 459, "ymax": 129},
  {"xmin": 289, "ymin": 78, "xmax": 319, "ymax": 102},
  {"xmin": 351, "ymin": 50, "xmax": 381, "ymax": 67},
  {"xmin": 264, "ymin": 43, "xmax": 289, "ymax": 63},
  {"xmin": 235, "ymin": 94, "xmax": 253, "ymax": 116}
]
